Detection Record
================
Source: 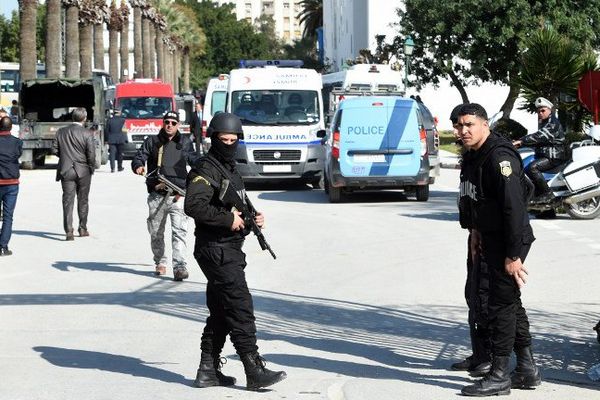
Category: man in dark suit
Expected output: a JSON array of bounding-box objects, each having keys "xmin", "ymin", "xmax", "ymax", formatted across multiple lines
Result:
[
  {"xmin": 189, "ymin": 102, "xmax": 204, "ymax": 155},
  {"xmin": 52, "ymin": 107, "xmax": 96, "ymax": 241},
  {"xmin": 106, "ymin": 109, "xmax": 127, "ymax": 172}
]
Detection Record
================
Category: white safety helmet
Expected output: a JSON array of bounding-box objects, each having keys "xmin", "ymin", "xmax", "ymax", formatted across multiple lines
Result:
[{"xmin": 534, "ymin": 97, "xmax": 553, "ymax": 109}]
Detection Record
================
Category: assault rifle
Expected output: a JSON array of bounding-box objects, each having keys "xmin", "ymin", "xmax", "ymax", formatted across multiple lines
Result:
[
  {"xmin": 157, "ymin": 171, "xmax": 186, "ymax": 197},
  {"xmin": 219, "ymin": 179, "xmax": 277, "ymax": 260}
]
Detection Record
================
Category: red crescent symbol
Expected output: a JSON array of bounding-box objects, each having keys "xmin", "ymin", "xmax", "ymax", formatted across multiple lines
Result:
[{"xmin": 243, "ymin": 76, "xmax": 250, "ymax": 84}]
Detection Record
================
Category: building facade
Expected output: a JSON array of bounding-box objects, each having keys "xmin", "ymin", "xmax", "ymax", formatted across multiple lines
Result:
[{"xmin": 213, "ymin": 0, "xmax": 305, "ymax": 43}]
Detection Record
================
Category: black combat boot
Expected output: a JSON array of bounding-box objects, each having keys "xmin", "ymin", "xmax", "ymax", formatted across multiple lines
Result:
[
  {"xmin": 194, "ymin": 352, "xmax": 236, "ymax": 387},
  {"xmin": 511, "ymin": 346, "xmax": 541, "ymax": 389},
  {"xmin": 461, "ymin": 356, "xmax": 511, "ymax": 397},
  {"xmin": 213, "ymin": 355, "xmax": 236, "ymax": 386},
  {"xmin": 241, "ymin": 352, "xmax": 287, "ymax": 390}
]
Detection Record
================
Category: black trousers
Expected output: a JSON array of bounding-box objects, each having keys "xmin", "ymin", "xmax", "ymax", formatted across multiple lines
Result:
[
  {"xmin": 61, "ymin": 173, "xmax": 92, "ymax": 233},
  {"xmin": 482, "ymin": 236, "xmax": 532, "ymax": 356},
  {"xmin": 465, "ymin": 235, "xmax": 492, "ymax": 364},
  {"xmin": 195, "ymin": 244, "xmax": 258, "ymax": 356},
  {"xmin": 526, "ymin": 157, "xmax": 562, "ymax": 195},
  {"xmin": 109, "ymin": 143, "xmax": 124, "ymax": 171}
]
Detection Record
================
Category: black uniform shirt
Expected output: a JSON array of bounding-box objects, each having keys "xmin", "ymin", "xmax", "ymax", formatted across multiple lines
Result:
[{"xmin": 460, "ymin": 134, "xmax": 534, "ymax": 258}]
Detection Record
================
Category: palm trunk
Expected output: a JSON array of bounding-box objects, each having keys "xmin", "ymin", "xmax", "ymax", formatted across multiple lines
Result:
[
  {"xmin": 142, "ymin": 16, "xmax": 151, "ymax": 78},
  {"xmin": 80, "ymin": 23, "xmax": 93, "ymax": 79},
  {"xmin": 133, "ymin": 6, "xmax": 142, "ymax": 78},
  {"xmin": 109, "ymin": 28, "xmax": 119, "ymax": 81},
  {"xmin": 65, "ymin": 4, "xmax": 80, "ymax": 78},
  {"xmin": 120, "ymin": 22, "xmax": 130, "ymax": 82},
  {"xmin": 183, "ymin": 49, "xmax": 190, "ymax": 93},
  {"xmin": 173, "ymin": 49, "xmax": 179, "ymax": 92},
  {"xmin": 45, "ymin": 0, "xmax": 62, "ymax": 78},
  {"xmin": 165, "ymin": 51, "xmax": 172, "ymax": 87},
  {"xmin": 93, "ymin": 23, "xmax": 105, "ymax": 70},
  {"xmin": 155, "ymin": 30, "xmax": 164, "ymax": 80},
  {"xmin": 149, "ymin": 24, "xmax": 156, "ymax": 78},
  {"xmin": 19, "ymin": 0, "xmax": 38, "ymax": 81}
]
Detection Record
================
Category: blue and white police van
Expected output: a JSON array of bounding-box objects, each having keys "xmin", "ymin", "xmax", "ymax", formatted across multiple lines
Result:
[
  {"xmin": 324, "ymin": 96, "xmax": 431, "ymax": 202},
  {"xmin": 227, "ymin": 60, "xmax": 326, "ymax": 186}
]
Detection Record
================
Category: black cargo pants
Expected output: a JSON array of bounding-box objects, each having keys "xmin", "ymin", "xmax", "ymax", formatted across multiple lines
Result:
[
  {"xmin": 465, "ymin": 234, "xmax": 492, "ymax": 364},
  {"xmin": 195, "ymin": 243, "xmax": 259, "ymax": 356},
  {"xmin": 482, "ymin": 236, "xmax": 532, "ymax": 357}
]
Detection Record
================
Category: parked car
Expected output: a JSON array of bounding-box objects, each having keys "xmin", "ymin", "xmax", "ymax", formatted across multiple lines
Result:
[{"xmin": 323, "ymin": 96, "xmax": 432, "ymax": 202}]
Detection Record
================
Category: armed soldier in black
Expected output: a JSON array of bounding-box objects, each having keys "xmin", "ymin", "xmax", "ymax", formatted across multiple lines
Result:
[
  {"xmin": 456, "ymin": 104, "xmax": 541, "ymax": 397},
  {"xmin": 184, "ymin": 113, "xmax": 286, "ymax": 391},
  {"xmin": 513, "ymin": 97, "xmax": 566, "ymax": 203}
]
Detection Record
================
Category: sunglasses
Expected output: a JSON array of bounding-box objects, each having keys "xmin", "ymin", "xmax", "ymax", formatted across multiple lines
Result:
[{"xmin": 164, "ymin": 120, "xmax": 178, "ymax": 126}]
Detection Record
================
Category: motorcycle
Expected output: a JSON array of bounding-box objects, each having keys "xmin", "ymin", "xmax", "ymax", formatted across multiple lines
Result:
[{"xmin": 518, "ymin": 125, "xmax": 600, "ymax": 220}]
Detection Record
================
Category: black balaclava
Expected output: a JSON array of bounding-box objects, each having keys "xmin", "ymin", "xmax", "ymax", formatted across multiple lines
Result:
[{"xmin": 209, "ymin": 133, "xmax": 239, "ymax": 168}]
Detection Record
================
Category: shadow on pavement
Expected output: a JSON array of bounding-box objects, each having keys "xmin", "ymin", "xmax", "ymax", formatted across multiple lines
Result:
[
  {"xmin": 2, "ymin": 283, "xmax": 598, "ymax": 391},
  {"xmin": 32, "ymin": 346, "xmax": 189, "ymax": 385},
  {"xmin": 13, "ymin": 230, "xmax": 65, "ymax": 241},
  {"xmin": 51, "ymin": 260, "xmax": 165, "ymax": 279}
]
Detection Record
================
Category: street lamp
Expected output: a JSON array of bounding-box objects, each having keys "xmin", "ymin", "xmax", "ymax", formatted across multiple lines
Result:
[{"xmin": 403, "ymin": 36, "xmax": 415, "ymax": 92}]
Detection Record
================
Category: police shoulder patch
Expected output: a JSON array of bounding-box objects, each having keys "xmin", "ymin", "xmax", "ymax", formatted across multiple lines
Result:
[
  {"xmin": 192, "ymin": 175, "xmax": 210, "ymax": 185},
  {"xmin": 499, "ymin": 160, "xmax": 512, "ymax": 177}
]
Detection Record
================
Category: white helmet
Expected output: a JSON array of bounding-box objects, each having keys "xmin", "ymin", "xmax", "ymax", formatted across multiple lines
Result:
[{"xmin": 534, "ymin": 97, "xmax": 553, "ymax": 109}]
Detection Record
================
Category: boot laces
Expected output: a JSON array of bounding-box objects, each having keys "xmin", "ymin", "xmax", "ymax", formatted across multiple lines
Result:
[
  {"xmin": 215, "ymin": 356, "xmax": 227, "ymax": 370},
  {"xmin": 254, "ymin": 354, "xmax": 267, "ymax": 369}
]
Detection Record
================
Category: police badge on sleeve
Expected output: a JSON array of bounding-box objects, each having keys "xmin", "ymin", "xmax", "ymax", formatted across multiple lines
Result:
[{"xmin": 499, "ymin": 160, "xmax": 512, "ymax": 177}]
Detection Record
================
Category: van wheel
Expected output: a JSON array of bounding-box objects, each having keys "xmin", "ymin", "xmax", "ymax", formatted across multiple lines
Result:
[
  {"xmin": 323, "ymin": 175, "xmax": 330, "ymax": 194},
  {"xmin": 416, "ymin": 185, "xmax": 429, "ymax": 202},
  {"xmin": 327, "ymin": 180, "xmax": 343, "ymax": 203}
]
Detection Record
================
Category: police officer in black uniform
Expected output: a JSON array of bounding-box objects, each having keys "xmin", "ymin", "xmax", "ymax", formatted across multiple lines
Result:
[
  {"xmin": 456, "ymin": 104, "xmax": 541, "ymax": 397},
  {"xmin": 513, "ymin": 97, "xmax": 566, "ymax": 203},
  {"xmin": 450, "ymin": 104, "xmax": 492, "ymax": 377},
  {"xmin": 184, "ymin": 112, "xmax": 286, "ymax": 391}
]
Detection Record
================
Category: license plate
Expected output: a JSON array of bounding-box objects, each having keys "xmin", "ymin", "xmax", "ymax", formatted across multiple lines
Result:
[
  {"xmin": 353, "ymin": 154, "xmax": 386, "ymax": 163},
  {"xmin": 263, "ymin": 164, "xmax": 292, "ymax": 173}
]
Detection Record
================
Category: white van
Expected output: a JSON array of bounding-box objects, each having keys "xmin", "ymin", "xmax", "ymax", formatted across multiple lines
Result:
[
  {"xmin": 227, "ymin": 60, "xmax": 326, "ymax": 186},
  {"xmin": 202, "ymin": 74, "xmax": 228, "ymax": 148}
]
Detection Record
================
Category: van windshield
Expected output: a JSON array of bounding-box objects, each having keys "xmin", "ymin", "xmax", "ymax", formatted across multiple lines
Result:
[
  {"xmin": 117, "ymin": 97, "xmax": 172, "ymax": 119},
  {"xmin": 231, "ymin": 90, "xmax": 320, "ymax": 125}
]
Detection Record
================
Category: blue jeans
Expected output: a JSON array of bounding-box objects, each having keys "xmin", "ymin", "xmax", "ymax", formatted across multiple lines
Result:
[{"xmin": 0, "ymin": 184, "xmax": 19, "ymax": 248}]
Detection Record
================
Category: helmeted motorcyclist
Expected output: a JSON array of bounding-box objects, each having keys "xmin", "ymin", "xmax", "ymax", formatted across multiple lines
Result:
[{"xmin": 513, "ymin": 97, "xmax": 566, "ymax": 203}]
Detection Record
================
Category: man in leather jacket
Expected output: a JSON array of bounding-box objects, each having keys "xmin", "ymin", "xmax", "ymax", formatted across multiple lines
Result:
[
  {"xmin": 513, "ymin": 97, "xmax": 566, "ymax": 203},
  {"xmin": 132, "ymin": 111, "xmax": 196, "ymax": 280},
  {"xmin": 184, "ymin": 112, "xmax": 286, "ymax": 391}
]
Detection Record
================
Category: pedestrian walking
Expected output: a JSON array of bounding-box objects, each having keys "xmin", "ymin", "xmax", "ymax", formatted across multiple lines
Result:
[
  {"xmin": 106, "ymin": 109, "xmax": 127, "ymax": 172},
  {"xmin": 184, "ymin": 113, "xmax": 286, "ymax": 391},
  {"xmin": 0, "ymin": 116, "xmax": 22, "ymax": 256},
  {"xmin": 189, "ymin": 102, "xmax": 204, "ymax": 155},
  {"xmin": 455, "ymin": 103, "xmax": 540, "ymax": 396},
  {"xmin": 131, "ymin": 111, "xmax": 195, "ymax": 280},
  {"xmin": 52, "ymin": 108, "xmax": 96, "ymax": 241},
  {"xmin": 450, "ymin": 104, "xmax": 492, "ymax": 377}
]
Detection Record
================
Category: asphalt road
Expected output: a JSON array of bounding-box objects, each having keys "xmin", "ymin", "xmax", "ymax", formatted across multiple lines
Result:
[{"xmin": 1, "ymin": 160, "xmax": 599, "ymax": 399}]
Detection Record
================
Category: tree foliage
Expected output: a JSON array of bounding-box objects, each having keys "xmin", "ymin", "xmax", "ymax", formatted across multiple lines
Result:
[
  {"xmin": 398, "ymin": 0, "xmax": 600, "ymax": 115},
  {"xmin": 515, "ymin": 29, "xmax": 598, "ymax": 132},
  {"xmin": 297, "ymin": 0, "xmax": 322, "ymax": 38},
  {"xmin": 0, "ymin": 6, "xmax": 46, "ymax": 63},
  {"xmin": 176, "ymin": 0, "xmax": 284, "ymax": 90}
]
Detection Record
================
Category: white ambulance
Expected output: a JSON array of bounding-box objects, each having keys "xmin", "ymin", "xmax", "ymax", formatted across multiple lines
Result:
[{"xmin": 226, "ymin": 60, "xmax": 326, "ymax": 186}]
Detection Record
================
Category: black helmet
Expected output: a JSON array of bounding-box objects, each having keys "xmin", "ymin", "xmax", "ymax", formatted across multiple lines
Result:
[{"xmin": 207, "ymin": 112, "xmax": 244, "ymax": 138}]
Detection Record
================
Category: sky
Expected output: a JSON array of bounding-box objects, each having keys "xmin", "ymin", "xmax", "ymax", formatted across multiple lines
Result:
[{"xmin": 2, "ymin": 0, "xmax": 19, "ymax": 18}]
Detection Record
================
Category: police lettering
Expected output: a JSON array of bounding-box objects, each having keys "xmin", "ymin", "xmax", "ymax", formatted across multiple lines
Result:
[
  {"xmin": 459, "ymin": 180, "xmax": 477, "ymax": 201},
  {"xmin": 347, "ymin": 126, "xmax": 385, "ymax": 135}
]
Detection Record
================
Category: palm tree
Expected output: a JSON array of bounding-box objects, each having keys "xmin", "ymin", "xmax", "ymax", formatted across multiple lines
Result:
[
  {"xmin": 516, "ymin": 29, "xmax": 598, "ymax": 133},
  {"xmin": 119, "ymin": 0, "xmax": 130, "ymax": 82},
  {"xmin": 297, "ymin": 0, "xmax": 322, "ymax": 39},
  {"xmin": 19, "ymin": 0, "xmax": 38, "ymax": 81},
  {"xmin": 45, "ymin": 0, "xmax": 62, "ymax": 78},
  {"xmin": 107, "ymin": 0, "xmax": 121, "ymax": 81},
  {"xmin": 153, "ymin": 13, "xmax": 167, "ymax": 80},
  {"xmin": 92, "ymin": 0, "xmax": 109, "ymax": 71},
  {"xmin": 141, "ymin": 5, "xmax": 152, "ymax": 78},
  {"xmin": 130, "ymin": 0, "xmax": 146, "ymax": 78},
  {"xmin": 171, "ymin": 4, "xmax": 205, "ymax": 93},
  {"xmin": 63, "ymin": 0, "xmax": 80, "ymax": 78},
  {"xmin": 78, "ymin": 0, "xmax": 95, "ymax": 79}
]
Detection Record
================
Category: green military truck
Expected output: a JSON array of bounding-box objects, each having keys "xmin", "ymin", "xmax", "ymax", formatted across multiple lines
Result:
[{"xmin": 18, "ymin": 78, "xmax": 109, "ymax": 169}]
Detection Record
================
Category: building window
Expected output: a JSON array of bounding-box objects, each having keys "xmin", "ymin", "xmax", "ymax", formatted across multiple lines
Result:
[
  {"xmin": 245, "ymin": 2, "xmax": 252, "ymax": 12},
  {"xmin": 283, "ymin": 30, "xmax": 290, "ymax": 40},
  {"xmin": 284, "ymin": 2, "xmax": 290, "ymax": 9},
  {"xmin": 284, "ymin": 16, "xmax": 290, "ymax": 28},
  {"xmin": 262, "ymin": 1, "xmax": 274, "ymax": 14}
]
